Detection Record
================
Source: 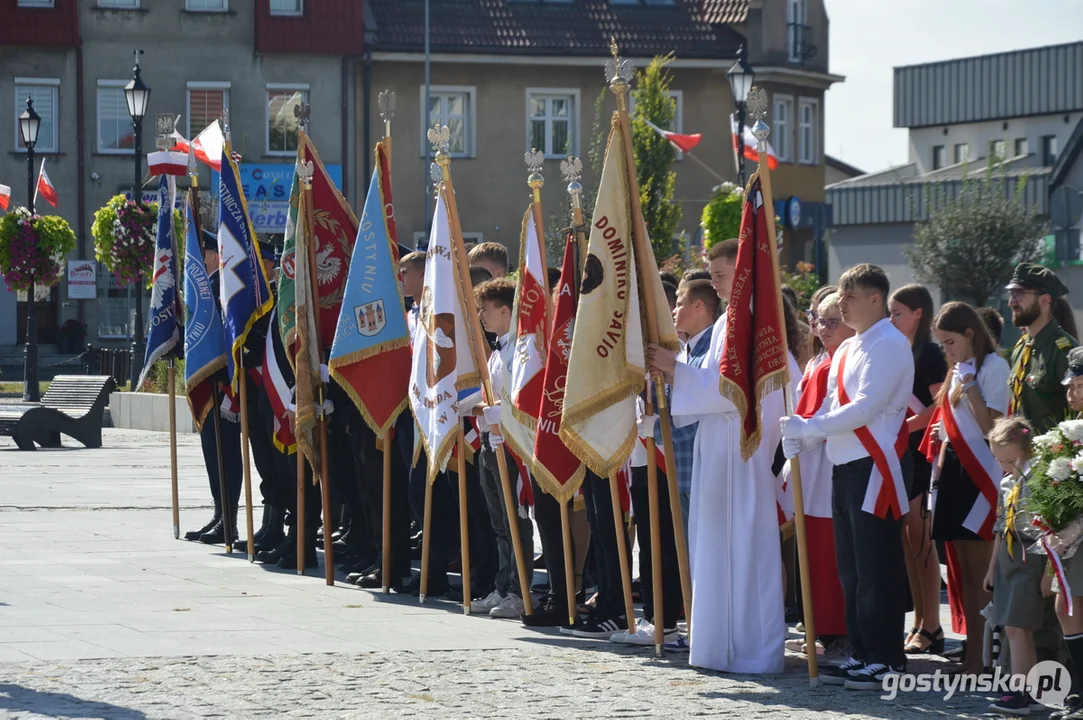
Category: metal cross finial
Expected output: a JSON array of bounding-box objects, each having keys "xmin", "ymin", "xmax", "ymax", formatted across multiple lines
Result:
[
  {"xmin": 746, "ymin": 86, "xmax": 768, "ymax": 122},
  {"xmin": 294, "ymin": 101, "xmax": 311, "ymax": 133},
  {"xmin": 297, "ymin": 158, "xmax": 314, "ymax": 189},
  {"xmin": 378, "ymin": 90, "xmax": 396, "ymax": 123}
]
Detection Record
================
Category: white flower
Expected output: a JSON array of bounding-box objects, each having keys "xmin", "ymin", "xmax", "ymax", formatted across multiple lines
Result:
[
  {"xmin": 1034, "ymin": 432, "xmax": 1057, "ymax": 449},
  {"xmin": 1049, "ymin": 457, "xmax": 1073, "ymax": 482},
  {"xmin": 1070, "ymin": 453, "xmax": 1083, "ymax": 475},
  {"xmin": 1060, "ymin": 420, "xmax": 1083, "ymax": 444}
]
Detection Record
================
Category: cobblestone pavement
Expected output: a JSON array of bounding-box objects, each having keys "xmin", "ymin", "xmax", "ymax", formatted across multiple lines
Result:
[{"xmin": 0, "ymin": 430, "xmax": 1031, "ymax": 718}]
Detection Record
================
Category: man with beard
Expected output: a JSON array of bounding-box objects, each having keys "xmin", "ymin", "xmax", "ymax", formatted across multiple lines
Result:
[{"xmin": 1006, "ymin": 263, "xmax": 1076, "ymax": 434}]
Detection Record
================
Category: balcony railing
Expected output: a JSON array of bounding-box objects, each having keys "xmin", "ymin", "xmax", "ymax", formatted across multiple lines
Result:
[{"xmin": 787, "ymin": 23, "xmax": 816, "ymax": 63}]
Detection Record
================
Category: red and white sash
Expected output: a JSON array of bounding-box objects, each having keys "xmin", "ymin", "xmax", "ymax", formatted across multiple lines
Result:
[
  {"xmin": 908, "ymin": 394, "xmax": 926, "ymax": 417},
  {"xmin": 931, "ymin": 384, "xmax": 1000, "ymax": 540},
  {"xmin": 836, "ymin": 348, "xmax": 909, "ymax": 519}
]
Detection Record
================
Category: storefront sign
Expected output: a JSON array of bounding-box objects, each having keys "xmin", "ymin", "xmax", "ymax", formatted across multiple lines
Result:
[{"xmin": 67, "ymin": 260, "xmax": 97, "ymax": 300}]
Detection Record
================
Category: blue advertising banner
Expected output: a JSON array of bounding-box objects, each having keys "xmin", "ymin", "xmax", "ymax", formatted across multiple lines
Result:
[{"xmin": 213, "ymin": 163, "xmax": 343, "ymax": 234}]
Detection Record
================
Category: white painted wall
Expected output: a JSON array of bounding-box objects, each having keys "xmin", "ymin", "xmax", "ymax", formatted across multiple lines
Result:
[{"xmin": 909, "ymin": 112, "xmax": 1080, "ymax": 172}]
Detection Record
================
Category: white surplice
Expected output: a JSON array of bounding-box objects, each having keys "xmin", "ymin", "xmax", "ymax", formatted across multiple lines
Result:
[{"xmin": 671, "ymin": 313, "xmax": 798, "ymax": 674}]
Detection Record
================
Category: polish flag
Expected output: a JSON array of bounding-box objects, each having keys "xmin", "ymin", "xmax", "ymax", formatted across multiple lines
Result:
[
  {"xmin": 170, "ymin": 120, "xmax": 236, "ymax": 171},
  {"xmin": 731, "ymin": 116, "xmax": 779, "ymax": 170},
  {"xmin": 643, "ymin": 118, "xmax": 702, "ymax": 153},
  {"xmin": 0, "ymin": 184, "xmax": 10, "ymax": 211},
  {"xmin": 148, "ymin": 150, "xmax": 189, "ymax": 177},
  {"xmin": 36, "ymin": 162, "xmax": 58, "ymax": 208}
]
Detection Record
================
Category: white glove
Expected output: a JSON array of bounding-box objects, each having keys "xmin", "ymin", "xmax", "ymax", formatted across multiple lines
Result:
[
  {"xmin": 780, "ymin": 416, "xmax": 820, "ymax": 440},
  {"xmin": 482, "ymin": 405, "xmax": 501, "ymax": 429},
  {"xmin": 782, "ymin": 437, "xmax": 811, "ymax": 459},
  {"xmin": 320, "ymin": 363, "xmax": 330, "ymax": 383},
  {"xmin": 637, "ymin": 414, "xmax": 658, "ymax": 439},
  {"xmin": 954, "ymin": 359, "xmax": 977, "ymax": 383},
  {"xmin": 487, "ymin": 431, "xmax": 504, "ymax": 450},
  {"xmin": 317, "ymin": 398, "xmax": 335, "ymax": 417}
]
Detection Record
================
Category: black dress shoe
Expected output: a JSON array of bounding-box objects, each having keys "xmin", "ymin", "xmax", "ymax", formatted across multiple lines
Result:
[
  {"xmin": 256, "ymin": 533, "xmax": 294, "ymax": 564},
  {"xmin": 358, "ymin": 566, "xmax": 408, "ymax": 589},
  {"xmin": 277, "ymin": 548, "xmax": 319, "ymax": 570},
  {"xmin": 199, "ymin": 519, "xmax": 238, "ymax": 546},
  {"xmin": 346, "ymin": 562, "xmax": 381, "ymax": 585},
  {"xmin": 394, "ymin": 574, "xmax": 450, "ymax": 597},
  {"xmin": 522, "ymin": 598, "xmax": 566, "ymax": 627},
  {"xmin": 254, "ymin": 527, "xmax": 286, "ymax": 553},
  {"xmin": 184, "ymin": 514, "xmax": 220, "ymax": 542}
]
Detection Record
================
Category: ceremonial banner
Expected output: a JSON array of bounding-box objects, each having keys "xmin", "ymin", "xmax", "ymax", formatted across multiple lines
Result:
[
  {"xmin": 328, "ymin": 142, "xmax": 411, "ymax": 437},
  {"xmin": 533, "ymin": 231, "xmax": 585, "ymax": 501},
  {"xmin": 137, "ymin": 175, "xmax": 180, "ymax": 390},
  {"xmin": 719, "ymin": 174, "xmax": 787, "ymax": 461},
  {"xmin": 279, "ymin": 136, "xmax": 357, "ymax": 357},
  {"xmin": 218, "ymin": 149, "xmax": 273, "ymax": 389},
  {"xmin": 408, "ymin": 189, "xmax": 480, "ymax": 484},
  {"xmin": 262, "ymin": 306, "xmax": 297, "ymax": 453},
  {"xmin": 559, "ymin": 120, "xmax": 646, "ymax": 477},
  {"xmin": 292, "ymin": 180, "xmax": 322, "ymax": 473},
  {"xmin": 183, "ymin": 193, "xmax": 227, "ymax": 430}
]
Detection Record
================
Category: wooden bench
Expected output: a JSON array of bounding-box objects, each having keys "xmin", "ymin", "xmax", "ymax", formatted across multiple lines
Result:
[{"xmin": 0, "ymin": 375, "xmax": 115, "ymax": 450}]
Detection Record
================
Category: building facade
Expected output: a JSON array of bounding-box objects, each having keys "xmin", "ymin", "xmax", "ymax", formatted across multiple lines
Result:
[
  {"xmin": 362, "ymin": 0, "xmax": 841, "ymax": 267},
  {"xmin": 0, "ymin": 0, "xmax": 362, "ymax": 350},
  {"xmin": 826, "ymin": 42, "xmax": 1083, "ymax": 321}
]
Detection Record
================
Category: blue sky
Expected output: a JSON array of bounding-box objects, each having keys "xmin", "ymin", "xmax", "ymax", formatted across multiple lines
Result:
[{"xmin": 823, "ymin": 0, "xmax": 1083, "ymax": 173}]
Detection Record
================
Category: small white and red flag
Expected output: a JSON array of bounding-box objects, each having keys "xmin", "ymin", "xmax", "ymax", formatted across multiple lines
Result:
[
  {"xmin": 170, "ymin": 120, "xmax": 239, "ymax": 171},
  {"xmin": 148, "ymin": 150, "xmax": 189, "ymax": 177},
  {"xmin": 35, "ymin": 160, "xmax": 58, "ymax": 208},
  {"xmin": 643, "ymin": 118, "xmax": 702, "ymax": 153},
  {"xmin": 0, "ymin": 184, "xmax": 10, "ymax": 211},
  {"xmin": 731, "ymin": 116, "xmax": 779, "ymax": 170}
]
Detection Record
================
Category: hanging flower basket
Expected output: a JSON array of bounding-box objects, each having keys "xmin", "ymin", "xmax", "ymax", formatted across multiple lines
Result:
[
  {"xmin": 0, "ymin": 207, "xmax": 77, "ymax": 293},
  {"xmin": 92, "ymin": 195, "xmax": 160, "ymax": 286}
]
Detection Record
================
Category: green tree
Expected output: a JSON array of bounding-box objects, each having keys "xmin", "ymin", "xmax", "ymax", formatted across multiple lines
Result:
[
  {"xmin": 631, "ymin": 55, "xmax": 682, "ymax": 261},
  {"xmin": 904, "ymin": 169, "xmax": 1047, "ymax": 306}
]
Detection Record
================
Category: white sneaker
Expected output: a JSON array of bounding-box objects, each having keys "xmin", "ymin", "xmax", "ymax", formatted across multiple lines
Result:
[
  {"xmin": 609, "ymin": 618, "xmax": 652, "ymax": 644},
  {"xmin": 489, "ymin": 594, "xmax": 525, "ymax": 619},
  {"xmin": 626, "ymin": 626, "xmax": 678, "ymax": 647},
  {"xmin": 470, "ymin": 590, "xmax": 503, "ymax": 614}
]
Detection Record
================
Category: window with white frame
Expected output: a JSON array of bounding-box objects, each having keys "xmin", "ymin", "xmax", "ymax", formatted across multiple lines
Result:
[
  {"xmin": 798, "ymin": 98, "xmax": 817, "ymax": 164},
  {"xmin": 628, "ymin": 90, "xmax": 684, "ymax": 158},
  {"xmin": 527, "ymin": 90, "xmax": 578, "ymax": 158},
  {"xmin": 98, "ymin": 0, "xmax": 139, "ymax": 8},
  {"xmin": 188, "ymin": 83, "xmax": 230, "ymax": 138},
  {"xmin": 266, "ymin": 85, "xmax": 308, "ymax": 155},
  {"xmin": 773, "ymin": 95, "xmax": 792, "ymax": 162},
  {"xmin": 186, "ymin": 0, "xmax": 226, "ymax": 11},
  {"xmin": 14, "ymin": 80, "xmax": 59, "ymax": 153},
  {"xmin": 97, "ymin": 81, "xmax": 133, "ymax": 154},
  {"xmin": 419, "ymin": 87, "xmax": 475, "ymax": 158},
  {"xmin": 270, "ymin": 0, "xmax": 302, "ymax": 14},
  {"xmin": 787, "ymin": 0, "xmax": 808, "ymax": 62}
]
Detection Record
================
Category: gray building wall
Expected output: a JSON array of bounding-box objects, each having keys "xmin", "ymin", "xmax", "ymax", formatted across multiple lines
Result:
[
  {"xmin": 825, "ymin": 222, "xmax": 944, "ymax": 305},
  {"xmin": 0, "ymin": 0, "xmax": 354, "ymax": 348}
]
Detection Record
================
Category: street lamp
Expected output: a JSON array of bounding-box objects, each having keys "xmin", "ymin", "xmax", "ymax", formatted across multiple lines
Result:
[
  {"xmin": 728, "ymin": 44, "xmax": 755, "ymax": 186},
  {"xmin": 19, "ymin": 96, "xmax": 41, "ymax": 402},
  {"xmin": 124, "ymin": 49, "xmax": 150, "ymax": 390}
]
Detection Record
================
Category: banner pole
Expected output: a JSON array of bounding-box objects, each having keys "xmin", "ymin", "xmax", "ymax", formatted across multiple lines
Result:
[
  {"xmin": 239, "ymin": 357, "xmax": 256, "ymax": 562},
  {"xmin": 169, "ymin": 360, "xmax": 180, "ymax": 539}
]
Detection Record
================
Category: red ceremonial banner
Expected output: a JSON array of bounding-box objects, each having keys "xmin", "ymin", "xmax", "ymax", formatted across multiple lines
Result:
[{"xmin": 718, "ymin": 175, "xmax": 788, "ymax": 461}]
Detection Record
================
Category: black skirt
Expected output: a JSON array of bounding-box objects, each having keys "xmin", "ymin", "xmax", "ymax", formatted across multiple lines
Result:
[{"xmin": 931, "ymin": 446, "xmax": 987, "ymax": 543}]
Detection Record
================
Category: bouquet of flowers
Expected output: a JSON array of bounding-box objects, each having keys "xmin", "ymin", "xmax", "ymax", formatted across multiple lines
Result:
[
  {"xmin": 0, "ymin": 207, "xmax": 77, "ymax": 292},
  {"xmin": 92, "ymin": 195, "xmax": 159, "ymax": 286},
  {"xmin": 1024, "ymin": 419, "xmax": 1083, "ymax": 560}
]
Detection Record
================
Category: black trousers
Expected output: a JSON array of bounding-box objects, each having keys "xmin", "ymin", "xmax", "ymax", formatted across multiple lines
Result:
[
  {"xmin": 630, "ymin": 465, "xmax": 682, "ymax": 629},
  {"xmin": 531, "ymin": 477, "xmax": 570, "ymax": 607},
  {"xmin": 457, "ymin": 447, "xmax": 497, "ymax": 597},
  {"xmin": 407, "ymin": 445, "xmax": 454, "ymax": 579},
  {"xmin": 832, "ymin": 454, "xmax": 912, "ymax": 668},
  {"xmin": 246, "ymin": 374, "xmax": 291, "ymax": 509},
  {"xmin": 200, "ymin": 413, "xmax": 242, "ymax": 510},
  {"xmin": 582, "ymin": 469, "xmax": 628, "ymax": 619},
  {"xmin": 363, "ymin": 410, "xmax": 413, "ymax": 576}
]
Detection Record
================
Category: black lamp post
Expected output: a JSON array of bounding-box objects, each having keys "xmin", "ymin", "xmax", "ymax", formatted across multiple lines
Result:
[
  {"xmin": 124, "ymin": 49, "xmax": 150, "ymax": 390},
  {"xmin": 728, "ymin": 44, "xmax": 756, "ymax": 186},
  {"xmin": 19, "ymin": 96, "xmax": 42, "ymax": 403}
]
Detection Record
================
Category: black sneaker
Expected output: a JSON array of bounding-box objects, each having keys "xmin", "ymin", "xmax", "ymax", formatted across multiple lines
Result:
[
  {"xmin": 572, "ymin": 615, "xmax": 628, "ymax": 639},
  {"xmin": 821, "ymin": 657, "xmax": 865, "ymax": 686},
  {"xmin": 989, "ymin": 692, "xmax": 1036, "ymax": 716},
  {"xmin": 844, "ymin": 662, "xmax": 904, "ymax": 691},
  {"xmin": 522, "ymin": 597, "xmax": 566, "ymax": 628}
]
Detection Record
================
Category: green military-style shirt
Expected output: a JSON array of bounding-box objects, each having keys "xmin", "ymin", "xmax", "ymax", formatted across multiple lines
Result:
[{"xmin": 1009, "ymin": 319, "xmax": 1077, "ymax": 433}]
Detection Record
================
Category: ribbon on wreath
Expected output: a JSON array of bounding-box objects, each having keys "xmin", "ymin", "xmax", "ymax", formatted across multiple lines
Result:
[{"xmin": 1034, "ymin": 515, "xmax": 1074, "ymax": 617}]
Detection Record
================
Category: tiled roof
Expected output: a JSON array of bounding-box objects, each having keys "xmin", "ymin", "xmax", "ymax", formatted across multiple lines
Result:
[
  {"xmin": 367, "ymin": 0, "xmax": 744, "ymax": 59},
  {"xmin": 699, "ymin": 0, "xmax": 749, "ymax": 25}
]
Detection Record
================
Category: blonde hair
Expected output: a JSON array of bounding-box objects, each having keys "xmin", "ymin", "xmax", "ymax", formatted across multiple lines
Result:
[
  {"xmin": 988, "ymin": 416, "xmax": 1034, "ymax": 456},
  {"xmin": 817, "ymin": 292, "xmax": 841, "ymax": 314}
]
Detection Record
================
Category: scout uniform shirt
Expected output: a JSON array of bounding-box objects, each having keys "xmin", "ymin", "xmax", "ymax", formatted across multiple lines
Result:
[{"xmin": 1010, "ymin": 320, "xmax": 1077, "ymax": 433}]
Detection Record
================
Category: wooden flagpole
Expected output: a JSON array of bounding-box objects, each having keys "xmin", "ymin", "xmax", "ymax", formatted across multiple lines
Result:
[
  {"xmin": 169, "ymin": 360, "xmax": 180, "ymax": 539},
  {"xmin": 298, "ymin": 131, "xmax": 336, "ymax": 586},
  {"xmin": 608, "ymin": 39, "xmax": 685, "ymax": 654},
  {"xmin": 379, "ymin": 90, "xmax": 396, "ymax": 594},
  {"xmin": 457, "ymin": 431, "xmax": 472, "ymax": 614},
  {"xmin": 748, "ymin": 87, "xmax": 819, "ymax": 685},
  {"xmin": 294, "ymin": 151, "xmax": 309, "ymax": 577},
  {"xmin": 430, "ymin": 124, "xmax": 534, "ymax": 616}
]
